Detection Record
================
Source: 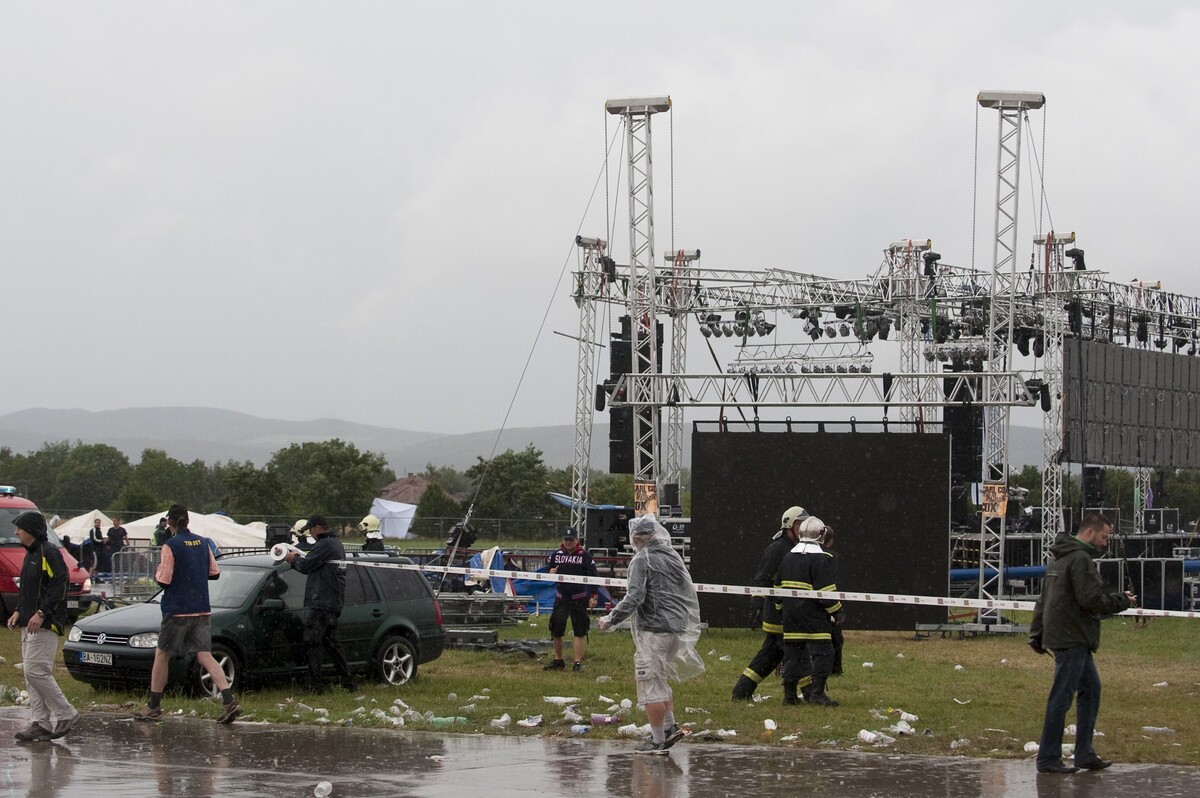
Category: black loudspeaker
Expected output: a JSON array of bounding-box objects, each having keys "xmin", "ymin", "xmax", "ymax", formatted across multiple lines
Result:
[
  {"xmin": 944, "ymin": 366, "xmax": 982, "ymax": 482},
  {"xmin": 609, "ymin": 407, "xmax": 634, "ymax": 474},
  {"xmin": 265, "ymin": 524, "xmax": 292, "ymax": 547},
  {"xmin": 1083, "ymin": 466, "xmax": 1105, "ymax": 506},
  {"xmin": 1143, "ymin": 508, "xmax": 1163, "ymax": 534},
  {"xmin": 586, "ymin": 508, "xmax": 633, "ymax": 551}
]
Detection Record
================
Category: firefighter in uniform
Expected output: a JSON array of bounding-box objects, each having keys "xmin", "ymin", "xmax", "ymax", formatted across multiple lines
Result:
[
  {"xmin": 731, "ymin": 505, "xmax": 808, "ymax": 701},
  {"xmin": 778, "ymin": 516, "xmax": 843, "ymax": 707}
]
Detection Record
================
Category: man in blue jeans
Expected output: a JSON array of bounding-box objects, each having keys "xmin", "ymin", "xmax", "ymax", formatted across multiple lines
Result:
[{"xmin": 1030, "ymin": 512, "xmax": 1135, "ymax": 774}]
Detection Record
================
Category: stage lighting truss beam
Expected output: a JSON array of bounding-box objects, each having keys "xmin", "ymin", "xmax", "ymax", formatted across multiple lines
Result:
[
  {"xmin": 570, "ymin": 236, "xmax": 608, "ymax": 534},
  {"xmin": 606, "ymin": 371, "xmax": 1037, "ymax": 409}
]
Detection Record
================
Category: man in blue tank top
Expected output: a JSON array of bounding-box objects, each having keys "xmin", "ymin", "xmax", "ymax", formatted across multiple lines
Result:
[{"xmin": 132, "ymin": 505, "xmax": 241, "ymax": 723}]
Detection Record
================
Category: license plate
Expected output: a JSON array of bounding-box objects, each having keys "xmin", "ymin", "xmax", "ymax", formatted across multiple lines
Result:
[
  {"xmin": 80, "ymin": 652, "xmax": 112, "ymax": 666},
  {"xmin": 67, "ymin": 600, "xmax": 79, "ymax": 609}
]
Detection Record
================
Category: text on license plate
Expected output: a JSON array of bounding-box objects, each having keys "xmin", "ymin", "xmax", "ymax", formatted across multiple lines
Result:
[
  {"xmin": 67, "ymin": 600, "xmax": 79, "ymax": 609},
  {"xmin": 80, "ymin": 652, "xmax": 112, "ymax": 666}
]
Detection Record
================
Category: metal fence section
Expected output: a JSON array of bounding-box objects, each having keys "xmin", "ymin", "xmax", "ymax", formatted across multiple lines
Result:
[{"xmin": 108, "ymin": 546, "xmax": 164, "ymax": 601}]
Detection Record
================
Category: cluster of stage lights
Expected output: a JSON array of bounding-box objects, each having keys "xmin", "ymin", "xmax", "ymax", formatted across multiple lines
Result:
[
  {"xmin": 699, "ymin": 311, "xmax": 776, "ymax": 338},
  {"xmin": 790, "ymin": 307, "xmax": 892, "ymax": 342},
  {"xmin": 924, "ymin": 344, "xmax": 989, "ymax": 370},
  {"xmin": 725, "ymin": 361, "xmax": 873, "ymax": 375}
]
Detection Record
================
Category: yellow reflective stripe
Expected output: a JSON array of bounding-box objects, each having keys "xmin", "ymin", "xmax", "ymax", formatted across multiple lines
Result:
[
  {"xmin": 41, "ymin": 556, "xmax": 55, "ymax": 578},
  {"xmin": 825, "ymin": 602, "xmax": 843, "ymax": 613},
  {"xmin": 779, "ymin": 581, "xmax": 812, "ymax": 589},
  {"xmin": 816, "ymin": 584, "xmax": 837, "ymax": 592},
  {"xmin": 743, "ymin": 668, "xmax": 764, "ymax": 683},
  {"xmin": 782, "ymin": 632, "xmax": 833, "ymax": 641},
  {"xmin": 762, "ymin": 621, "xmax": 783, "ymax": 634}
]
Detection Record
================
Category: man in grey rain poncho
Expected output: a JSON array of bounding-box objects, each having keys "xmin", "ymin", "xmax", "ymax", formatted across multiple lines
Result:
[{"xmin": 598, "ymin": 514, "xmax": 703, "ymax": 755}]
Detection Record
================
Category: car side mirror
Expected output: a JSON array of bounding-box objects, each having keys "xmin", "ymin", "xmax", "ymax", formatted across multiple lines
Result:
[{"xmin": 259, "ymin": 598, "xmax": 285, "ymax": 612}]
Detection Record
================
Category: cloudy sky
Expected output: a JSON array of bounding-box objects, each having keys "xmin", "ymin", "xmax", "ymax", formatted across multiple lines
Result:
[{"xmin": 3, "ymin": 2, "xmax": 1198, "ymax": 435}]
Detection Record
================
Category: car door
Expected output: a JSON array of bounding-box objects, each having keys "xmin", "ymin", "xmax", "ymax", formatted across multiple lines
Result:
[
  {"xmin": 336, "ymin": 563, "xmax": 384, "ymax": 668},
  {"xmin": 247, "ymin": 567, "xmax": 308, "ymax": 675}
]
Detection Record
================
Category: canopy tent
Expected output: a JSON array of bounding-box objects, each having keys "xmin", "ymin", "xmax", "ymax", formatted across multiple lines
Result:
[
  {"xmin": 369, "ymin": 498, "xmax": 417, "ymax": 540},
  {"xmin": 124, "ymin": 511, "xmax": 265, "ymax": 549},
  {"xmin": 51, "ymin": 510, "xmax": 113, "ymax": 543}
]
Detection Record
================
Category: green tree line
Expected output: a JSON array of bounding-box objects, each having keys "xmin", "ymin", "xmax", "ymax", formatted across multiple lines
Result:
[{"xmin": 0, "ymin": 441, "xmax": 665, "ymax": 529}]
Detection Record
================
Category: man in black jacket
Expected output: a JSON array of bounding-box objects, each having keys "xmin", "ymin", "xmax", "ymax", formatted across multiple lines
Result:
[
  {"xmin": 285, "ymin": 514, "xmax": 356, "ymax": 693},
  {"xmin": 731, "ymin": 505, "xmax": 807, "ymax": 701},
  {"xmin": 6, "ymin": 512, "xmax": 80, "ymax": 742},
  {"xmin": 1030, "ymin": 512, "xmax": 1136, "ymax": 774}
]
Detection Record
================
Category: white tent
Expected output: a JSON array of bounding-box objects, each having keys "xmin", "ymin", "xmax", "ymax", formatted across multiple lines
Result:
[
  {"xmin": 124, "ymin": 511, "xmax": 265, "ymax": 549},
  {"xmin": 51, "ymin": 510, "xmax": 113, "ymax": 543},
  {"xmin": 369, "ymin": 498, "xmax": 417, "ymax": 540}
]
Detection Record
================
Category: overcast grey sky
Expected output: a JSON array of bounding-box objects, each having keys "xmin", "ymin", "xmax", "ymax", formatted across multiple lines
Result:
[{"xmin": 3, "ymin": 2, "xmax": 1197, "ymax": 435}]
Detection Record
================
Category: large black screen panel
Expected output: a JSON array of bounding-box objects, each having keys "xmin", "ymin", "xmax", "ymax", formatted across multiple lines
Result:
[
  {"xmin": 691, "ymin": 431, "xmax": 948, "ymax": 631},
  {"xmin": 1064, "ymin": 338, "xmax": 1200, "ymax": 468}
]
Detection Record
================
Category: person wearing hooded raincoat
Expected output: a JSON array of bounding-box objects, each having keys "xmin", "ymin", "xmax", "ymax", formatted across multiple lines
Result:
[{"xmin": 598, "ymin": 514, "xmax": 703, "ymax": 754}]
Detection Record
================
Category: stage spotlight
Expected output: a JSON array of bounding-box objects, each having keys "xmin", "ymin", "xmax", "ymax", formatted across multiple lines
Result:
[
  {"xmin": 878, "ymin": 317, "xmax": 892, "ymax": 340},
  {"xmin": 1065, "ymin": 248, "xmax": 1086, "ymax": 270},
  {"xmin": 701, "ymin": 325, "xmax": 713, "ymax": 338},
  {"xmin": 1015, "ymin": 328, "xmax": 1031, "ymax": 357},
  {"xmin": 809, "ymin": 327, "xmax": 821, "ymax": 341},
  {"xmin": 859, "ymin": 363, "xmax": 871, "ymax": 373},
  {"xmin": 834, "ymin": 305, "xmax": 852, "ymax": 320},
  {"xmin": 754, "ymin": 320, "xmax": 775, "ymax": 336},
  {"xmin": 733, "ymin": 322, "xmax": 747, "ymax": 337},
  {"xmin": 825, "ymin": 325, "xmax": 836, "ymax": 338},
  {"xmin": 1032, "ymin": 331, "xmax": 1045, "ymax": 358},
  {"xmin": 839, "ymin": 324, "xmax": 850, "ymax": 337},
  {"xmin": 1136, "ymin": 317, "xmax": 1148, "ymax": 343},
  {"xmin": 922, "ymin": 251, "xmax": 942, "ymax": 276},
  {"xmin": 1155, "ymin": 338, "xmax": 1167, "ymax": 350}
]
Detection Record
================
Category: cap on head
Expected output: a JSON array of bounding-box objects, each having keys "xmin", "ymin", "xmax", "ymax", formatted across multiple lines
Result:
[
  {"xmin": 798, "ymin": 516, "xmax": 826, "ymax": 539},
  {"xmin": 300, "ymin": 514, "xmax": 328, "ymax": 533},
  {"xmin": 781, "ymin": 506, "xmax": 808, "ymax": 530},
  {"xmin": 13, "ymin": 511, "xmax": 47, "ymax": 540},
  {"xmin": 562, "ymin": 527, "xmax": 579, "ymax": 541}
]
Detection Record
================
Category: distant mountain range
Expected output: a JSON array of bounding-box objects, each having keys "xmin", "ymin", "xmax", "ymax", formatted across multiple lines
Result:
[{"xmin": 0, "ymin": 407, "xmax": 1047, "ymax": 474}]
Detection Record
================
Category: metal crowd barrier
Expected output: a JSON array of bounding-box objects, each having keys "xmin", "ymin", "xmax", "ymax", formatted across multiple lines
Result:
[{"xmin": 108, "ymin": 547, "xmax": 163, "ymax": 601}]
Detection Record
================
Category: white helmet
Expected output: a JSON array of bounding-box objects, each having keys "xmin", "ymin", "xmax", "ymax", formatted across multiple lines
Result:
[
  {"xmin": 798, "ymin": 516, "xmax": 827, "ymax": 540},
  {"xmin": 358, "ymin": 514, "xmax": 381, "ymax": 533},
  {"xmin": 291, "ymin": 518, "xmax": 307, "ymax": 534}
]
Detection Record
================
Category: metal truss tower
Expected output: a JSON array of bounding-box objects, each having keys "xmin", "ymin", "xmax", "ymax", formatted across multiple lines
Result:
[
  {"xmin": 976, "ymin": 91, "xmax": 1045, "ymax": 619},
  {"xmin": 662, "ymin": 248, "xmax": 700, "ymax": 502},
  {"xmin": 885, "ymin": 239, "xmax": 934, "ymax": 428},
  {"xmin": 606, "ymin": 96, "xmax": 672, "ymax": 513},
  {"xmin": 569, "ymin": 236, "xmax": 608, "ymax": 533},
  {"xmin": 1038, "ymin": 231, "xmax": 1073, "ymax": 555}
]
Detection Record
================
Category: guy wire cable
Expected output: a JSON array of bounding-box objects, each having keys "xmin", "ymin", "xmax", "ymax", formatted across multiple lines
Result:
[{"xmin": 435, "ymin": 122, "xmax": 625, "ymax": 596}]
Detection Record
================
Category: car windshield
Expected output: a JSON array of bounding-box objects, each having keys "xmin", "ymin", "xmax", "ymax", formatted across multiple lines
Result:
[
  {"xmin": 146, "ymin": 564, "xmax": 268, "ymax": 609},
  {"xmin": 0, "ymin": 508, "xmax": 67, "ymax": 549}
]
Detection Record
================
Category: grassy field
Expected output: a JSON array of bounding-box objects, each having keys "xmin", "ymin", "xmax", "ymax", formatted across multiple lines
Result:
[{"xmin": 3, "ymin": 612, "xmax": 1198, "ymax": 766}]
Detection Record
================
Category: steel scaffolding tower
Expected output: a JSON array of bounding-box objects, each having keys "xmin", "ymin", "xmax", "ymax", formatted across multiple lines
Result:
[
  {"xmin": 662, "ymin": 248, "xmax": 700, "ymax": 503},
  {"xmin": 569, "ymin": 235, "xmax": 608, "ymax": 533},
  {"xmin": 975, "ymin": 91, "xmax": 1045, "ymax": 620},
  {"xmin": 606, "ymin": 96, "xmax": 671, "ymax": 513},
  {"xmin": 1038, "ymin": 231, "xmax": 1073, "ymax": 554}
]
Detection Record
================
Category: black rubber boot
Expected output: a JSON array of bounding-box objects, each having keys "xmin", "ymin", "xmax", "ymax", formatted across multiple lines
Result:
[
  {"xmin": 782, "ymin": 681, "xmax": 801, "ymax": 706},
  {"xmin": 731, "ymin": 675, "xmax": 757, "ymax": 701},
  {"xmin": 806, "ymin": 678, "xmax": 838, "ymax": 707}
]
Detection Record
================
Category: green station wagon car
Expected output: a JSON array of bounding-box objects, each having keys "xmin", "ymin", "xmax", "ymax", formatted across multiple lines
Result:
[{"xmin": 63, "ymin": 551, "xmax": 445, "ymax": 696}]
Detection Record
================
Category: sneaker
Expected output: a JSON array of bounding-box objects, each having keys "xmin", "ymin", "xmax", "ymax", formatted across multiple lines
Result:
[
  {"xmin": 50, "ymin": 711, "xmax": 81, "ymax": 740},
  {"xmin": 543, "ymin": 659, "xmax": 566, "ymax": 671},
  {"xmin": 572, "ymin": 662, "xmax": 583, "ymax": 672},
  {"xmin": 662, "ymin": 724, "xmax": 688, "ymax": 749},
  {"xmin": 633, "ymin": 739, "xmax": 670, "ymax": 755},
  {"xmin": 14, "ymin": 724, "xmax": 53, "ymax": 742},
  {"xmin": 217, "ymin": 702, "xmax": 242, "ymax": 725},
  {"xmin": 132, "ymin": 705, "xmax": 163, "ymax": 722}
]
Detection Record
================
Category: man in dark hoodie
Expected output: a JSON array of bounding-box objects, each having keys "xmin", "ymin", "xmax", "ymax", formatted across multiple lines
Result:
[
  {"xmin": 285, "ymin": 514, "xmax": 356, "ymax": 693},
  {"xmin": 1030, "ymin": 511, "xmax": 1136, "ymax": 774},
  {"xmin": 6, "ymin": 512, "xmax": 80, "ymax": 742}
]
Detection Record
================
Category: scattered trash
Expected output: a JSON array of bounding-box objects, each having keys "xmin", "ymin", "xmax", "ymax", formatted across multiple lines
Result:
[
  {"xmin": 314, "ymin": 709, "xmax": 329, "ymax": 718},
  {"xmin": 428, "ymin": 755, "xmax": 445, "ymax": 763},
  {"xmin": 517, "ymin": 715, "xmax": 543, "ymax": 728},
  {"xmin": 1142, "ymin": 726, "xmax": 1176, "ymax": 735},
  {"xmin": 543, "ymin": 696, "xmax": 581, "ymax": 706},
  {"xmin": 685, "ymin": 706, "xmax": 710, "ymax": 714},
  {"xmin": 718, "ymin": 655, "xmax": 732, "ymax": 661},
  {"xmin": 751, "ymin": 694, "xmax": 772, "ymax": 704},
  {"xmin": 869, "ymin": 708, "xmax": 888, "ymax": 721},
  {"xmin": 763, "ymin": 719, "xmax": 777, "ymax": 731},
  {"xmin": 598, "ymin": 694, "xmax": 614, "ymax": 704},
  {"xmin": 949, "ymin": 738, "xmax": 970, "ymax": 749},
  {"xmin": 922, "ymin": 728, "xmax": 934, "ymax": 737},
  {"xmin": 296, "ymin": 703, "xmax": 313, "ymax": 713},
  {"xmin": 370, "ymin": 708, "xmax": 387, "ymax": 720},
  {"xmin": 605, "ymin": 704, "xmax": 622, "ymax": 714},
  {"xmin": 954, "ymin": 665, "xmax": 964, "ymax": 672},
  {"xmin": 1065, "ymin": 724, "xmax": 1076, "ymax": 736},
  {"xmin": 1023, "ymin": 741, "xmax": 1039, "ymax": 753},
  {"xmin": 1152, "ymin": 681, "xmax": 1169, "ymax": 688},
  {"xmin": 481, "ymin": 688, "xmax": 490, "ymax": 693},
  {"xmin": 570, "ymin": 724, "xmax": 590, "ymax": 735},
  {"xmin": 714, "ymin": 729, "xmax": 737, "ymax": 739},
  {"xmin": 392, "ymin": 698, "xmax": 409, "ymax": 709},
  {"xmin": 619, "ymin": 698, "xmax": 632, "ymax": 709},
  {"xmin": 351, "ymin": 707, "xmax": 366, "ymax": 716},
  {"xmin": 591, "ymin": 713, "xmax": 620, "ymax": 725},
  {"xmin": 468, "ymin": 694, "xmax": 490, "ymax": 702},
  {"xmin": 857, "ymin": 730, "xmax": 879, "ymax": 744},
  {"xmin": 896, "ymin": 652, "xmax": 906, "ymax": 659},
  {"xmin": 1000, "ymin": 658, "xmax": 1009, "ymax": 665},
  {"xmin": 862, "ymin": 662, "xmax": 874, "ymax": 668},
  {"xmin": 618, "ymin": 723, "xmax": 646, "ymax": 737},
  {"xmin": 430, "ymin": 716, "xmax": 467, "ymax": 728},
  {"xmin": 708, "ymin": 649, "xmax": 717, "ymax": 656},
  {"xmin": 561, "ymin": 707, "xmax": 583, "ymax": 723},
  {"xmin": 314, "ymin": 781, "xmax": 333, "ymax": 798},
  {"xmin": 595, "ymin": 675, "xmax": 612, "ymax": 683},
  {"xmin": 1062, "ymin": 744, "xmax": 1074, "ymax": 757},
  {"xmin": 889, "ymin": 720, "xmax": 915, "ymax": 735},
  {"xmin": 489, "ymin": 713, "xmax": 512, "ymax": 728},
  {"xmin": 953, "ymin": 698, "xmax": 971, "ymax": 705},
  {"xmin": 459, "ymin": 704, "xmax": 476, "ymax": 713},
  {"xmin": 447, "ymin": 692, "xmax": 457, "ymax": 700}
]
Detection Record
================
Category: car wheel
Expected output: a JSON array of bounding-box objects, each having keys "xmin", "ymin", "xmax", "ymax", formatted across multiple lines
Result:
[
  {"xmin": 192, "ymin": 643, "xmax": 239, "ymax": 698},
  {"xmin": 375, "ymin": 635, "xmax": 417, "ymax": 686}
]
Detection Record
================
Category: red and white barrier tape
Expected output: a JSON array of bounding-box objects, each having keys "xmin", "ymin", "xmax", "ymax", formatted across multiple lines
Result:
[{"xmin": 337, "ymin": 560, "xmax": 1200, "ymax": 620}]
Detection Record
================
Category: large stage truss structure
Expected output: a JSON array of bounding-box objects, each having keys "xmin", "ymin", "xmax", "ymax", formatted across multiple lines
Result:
[{"xmin": 573, "ymin": 93, "xmax": 1200, "ymax": 618}]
